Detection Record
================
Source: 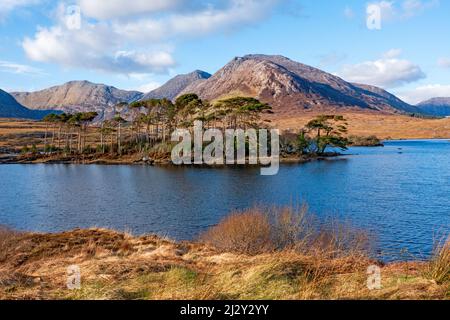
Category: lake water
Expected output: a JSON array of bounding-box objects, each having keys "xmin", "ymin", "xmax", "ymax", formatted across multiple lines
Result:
[{"xmin": 0, "ymin": 140, "xmax": 449, "ymax": 261}]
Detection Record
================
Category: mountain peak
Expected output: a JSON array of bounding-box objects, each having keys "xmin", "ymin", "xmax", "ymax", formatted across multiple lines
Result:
[
  {"xmin": 11, "ymin": 81, "xmax": 143, "ymax": 113},
  {"xmin": 141, "ymin": 70, "xmax": 211, "ymax": 101},
  {"xmin": 180, "ymin": 54, "xmax": 419, "ymax": 115}
]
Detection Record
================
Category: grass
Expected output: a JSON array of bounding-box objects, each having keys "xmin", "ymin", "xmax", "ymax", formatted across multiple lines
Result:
[
  {"xmin": 425, "ymin": 236, "xmax": 450, "ymax": 284},
  {"xmin": 274, "ymin": 111, "xmax": 450, "ymax": 140},
  {"xmin": 0, "ymin": 208, "xmax": 448, "ymax": 300}
]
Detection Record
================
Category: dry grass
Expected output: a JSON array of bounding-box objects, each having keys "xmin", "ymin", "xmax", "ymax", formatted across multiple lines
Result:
[
  {"xmin": 2, "ymin": 111, "xmax": 450, "ymax": 155},
  {"xmin": 425, "ymin": 237, "xmax": 450, "ymax": 284},
  {"xmin": 272, "ymin": 111, "xmax": 450, "ymax": 139},
  {"xmin": 0, "ymin": 218, "xmax": 447, "ymax": 300},
  {"xmin": 200, "ymin": 206, "xmax": 371, "ymax": 260},
  {"xmin": 0, "ymin": 207, "xmax": 446, "ymax": 300}
]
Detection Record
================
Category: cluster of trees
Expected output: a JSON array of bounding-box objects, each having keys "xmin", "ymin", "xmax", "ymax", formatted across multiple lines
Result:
[
  {"xmin": 42, "ymin": 112, "xmax": 98, "ymax": 153},
  {"xmin": 282, "ymin": 115, "xmax": 349, "ymax": 156},
  {"xmin": 38, "ymin": 94, "xmax": 350, "ymax": 158},
  {"xmin": 39, "ymin": 94, "xmax": 273, "ymax": 156}
]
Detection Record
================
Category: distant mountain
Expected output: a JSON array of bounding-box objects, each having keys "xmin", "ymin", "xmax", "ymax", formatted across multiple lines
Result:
[
  {"xmin": 12, "ymin": 81, "xmax": 143, "ymax": 114},
  {"xmin": 0, "ymin": 89, "xmax": 56, "ymax": 119},
  {"xmin": 141, "ymin": 70, "xmax": 211, "ymax": 101},
  {"xmin": 417, "ymin": 98, "xmax": 450, "ymax": 117},
  {"xmin": 181, "ymin": 54, "xmax": 421, "ymax": 115}
]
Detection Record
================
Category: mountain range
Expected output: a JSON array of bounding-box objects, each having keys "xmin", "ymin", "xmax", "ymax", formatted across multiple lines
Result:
[
  {"xmin": 0, "ymin": 89, "xmax": 56, "ymax": 119},
  {"xmin": 11, "ymin": 81, "xmax": 143, "ymax": 114},
  {"xmin": 4, "ymin": 54, "xmax": 446, "ymax": 120},
  {"xmin": 416, "ymin": 98, "xmax": 450, "ymax": 117},
  {"xmin": 140, "ymin": 70, "xmax": 211, "ymax": 101},
  {"xmin": 181, "ymin": 54, "xmax": 420, "ymax": 115}
]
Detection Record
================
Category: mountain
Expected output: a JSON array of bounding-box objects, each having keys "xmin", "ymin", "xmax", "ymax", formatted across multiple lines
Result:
[
  {"xmin": 12, "ymin": 81, "xmax": 143, "ymax": 114},
  {"xmin": 0, "ymin": 89, "xmax": 56, "ymax": 119},
  {"xmin": 141, "ymin": 70, "xmax": 211, "ymax": 101},
  {"xmin": 181, "ymin": 54, "xmax": 421, "ymax": 115},
  {"xmin": 417, "ymin": 98, "xmax": 450, "ymax": 117}
]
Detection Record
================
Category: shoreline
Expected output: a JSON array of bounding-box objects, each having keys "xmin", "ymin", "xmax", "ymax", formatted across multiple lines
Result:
[
  {"xmin": 0, "ymin": 227, "xmax": 447, "ymax": 300},
  {"xmin": 0, "ymin": 152, "xmax": 342, "ymax": 166}
]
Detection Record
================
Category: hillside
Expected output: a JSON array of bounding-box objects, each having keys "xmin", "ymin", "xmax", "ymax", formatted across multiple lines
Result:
[
  {"xmin": 0, "ymin": 89, "xmax": 55, "ymax": 120},
  {"xmin": 417, "ymin": 98, "xmax": 450, "ymax": 117},
  {"xmin": 11, "ymin": 81, "xmax": 143, "ymax": 114},
  {"xmin": 141, "ymin": 70, "xmax": 211, "ymax": 101},
  {"xmin": 181, "ymin": 54, "xmax": 421, "ymax": 116}
]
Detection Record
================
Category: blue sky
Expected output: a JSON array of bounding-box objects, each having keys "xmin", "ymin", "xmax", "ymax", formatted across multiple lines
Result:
[{"xmin": 0, "ymin": 0, "xmax": 449, "ymax": 104}]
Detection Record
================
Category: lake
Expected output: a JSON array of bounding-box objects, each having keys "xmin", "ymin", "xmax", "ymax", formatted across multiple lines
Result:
[{"xmin": 0, "ymin": 140, "xmax": 449, "ymax": 261}]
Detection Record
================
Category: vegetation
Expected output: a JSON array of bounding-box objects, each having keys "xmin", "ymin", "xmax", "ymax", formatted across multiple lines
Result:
[
  {"xmin": 425, "ymin": 236, "xmax": 450, "ymax": 284},
  {"xmin": 280, "ymin": 115, "xmax": 350, "ymax": 156},
  {"xmin": 348, "ymin": 135, "xmax": 384, "ymax": 147},
  {"xmin": 0, "ymin": 208, "xmax": 448, "ymax": 300},
  {"xmin": 28, "ymin": 95, "xmax": 276, "ymax": 162},
  {"xmin": 199, "ymin": 205, "xmax": 369, "ymax": 257}
]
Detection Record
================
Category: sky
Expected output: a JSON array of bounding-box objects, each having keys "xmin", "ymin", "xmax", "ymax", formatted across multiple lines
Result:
[{"xmin": 0, "ymin": 0, "xmax": 450, "ymax": 104}]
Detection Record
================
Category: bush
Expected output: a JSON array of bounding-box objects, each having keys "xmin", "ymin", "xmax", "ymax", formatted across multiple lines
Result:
[
  {"xmin": 0, "ymin": 226, "xmax": 22, "ymax": 262},
  {"xmin": 348, "ymin": 135, "xmax": 383, "ymax": 147},
  {"xmin": 199, "ymin": 205, "xmax": 371, "ymax": 257},
  {"xmin": 426, "ymin": 237, "xmax": 449, "ymax": 284},
  {"xmin": 21, "ymin": 146, "xmax": 29, "ymax": 154},
  {"xmin": 200, "ymin": 208, "xmax": 273, "ymax": 255}
]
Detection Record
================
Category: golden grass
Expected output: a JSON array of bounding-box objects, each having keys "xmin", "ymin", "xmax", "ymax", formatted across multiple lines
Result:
[
  {"xmin": 0, "ymin": 225, "xmax": 448, "ymax": 300},
  {"xmin": 271, "ymin": 111, "xmax": 450, "ymax": 139},
  {"xmin": 425, "ymin": 237, "xmax": 450, "ymax": 284},
  {"xmin": 2, "ymin": 111, "xmax": 450, "ymax": 154}
]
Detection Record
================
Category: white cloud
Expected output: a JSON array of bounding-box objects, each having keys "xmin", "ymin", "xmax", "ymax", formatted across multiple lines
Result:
[
  {"xmin": 338, "ymin": 49, "xmax": 425, "ymax": 88},
  {"xmin": 437, "ymin": 57, "xmax": 450, "ymax": 68},
  {"xmin": 344, "ymin": 6, "xmax": 355, "ymax": 19},
  {"xmin": 115, "ymin": 0, "xmax": 280, "ymax": 42},
  {"xmin": 136, "ymin": 81, "xmax": 161, "ymax": 93},
  {"xmin": 0, "ymin": 0, "xmax": 40, "ymax": 18},
  {"xmin": 22, "ymin": 4, "xmax": 176, "ymax": 75},
  {"xmin": 367, "ymin": 0, "xmax": 439, "ymax": 22},
  {"xmin": 0, "ymin": 60, "xmax": 45, "ymax": 75},
  {"xmin": 22, "ymin": 0, "xmax": 279, "ymax": 74},
  {"xmin": 397, "ymin": 84, "xmax": 450, "ymax": 104},
  {"xmin": 382, "ymin": 48, "xmax": 402, "ymax": 59},
  {"xmin": 78, "ymin": 0, "xmax": 182, "ymax": 20},
  {"xmin": 401, "ymin": 0, "xmax": 439, "ymax": 18}
]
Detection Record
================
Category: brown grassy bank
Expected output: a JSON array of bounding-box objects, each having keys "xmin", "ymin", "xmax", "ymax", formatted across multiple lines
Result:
[
  {"xmin": 273, "ymin": 111, "xmax": 450, "ymax": 140},
  {"xmin": 0, "ymin": 207, "xmax": 448, "ymax": 300}
]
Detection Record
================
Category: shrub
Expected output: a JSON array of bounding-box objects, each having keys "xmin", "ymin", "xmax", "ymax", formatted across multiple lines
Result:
[
  {"xmin": 0, "ymin": 226, "xmax": 22, "ymax": 262},
  {"xmin": 199, "ymin": 208, "xmax": 273, "ymax": 255},
  {"xmin": 200, "ymin": 205, "xmax": 371, "ymax": 258},
  {"xmin": 425, "ymin": 236, "xmax": 449, "ymax": 284},
  {"xmin": 348, "ymin": 135, "xmax": 383, "ymax": 147}
]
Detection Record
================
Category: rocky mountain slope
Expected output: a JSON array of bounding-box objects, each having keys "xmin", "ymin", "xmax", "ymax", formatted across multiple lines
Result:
[
  {"xmin": 0, "ymin": 89, "xmax": 55, "ymax": 119},
  {"xmin": 181, "ymin": 54, "xmax": 421, "ymax": 116},
  {"xmin": 141, "ymin": 70, "xmax": 211, "ymax": 101},
  {"xmin": 417, "ymin": 98, "xmax": 450, "ymax": 117},
  {"xmin": 12, "ymin": 81, "xmax": 143, "ymax": 114}
]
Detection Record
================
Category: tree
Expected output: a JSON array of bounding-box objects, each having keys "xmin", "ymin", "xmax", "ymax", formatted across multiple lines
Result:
[
  {"xmin": 214, "ymin": 97, "xmax": 271, "ymax": 130},
  {"xmin": 112, "ymin": 113, "xmax": 126, "ymax": 154},
  {"xmin": 175, "ymin": 94, "xmax": 203, "ymax": 129},
  {"xmin": 42, "ymin": 113, "xmax": 59, "ymax": 148},
  {"xmin": 303, "ymin": 115, "xmax": 349, "ymax": 154}
]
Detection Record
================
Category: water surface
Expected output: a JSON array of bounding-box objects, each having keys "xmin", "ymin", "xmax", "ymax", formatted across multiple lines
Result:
[{"xmin": 1, "ymin": 140, "xmax": 449, "ymax": 260}]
